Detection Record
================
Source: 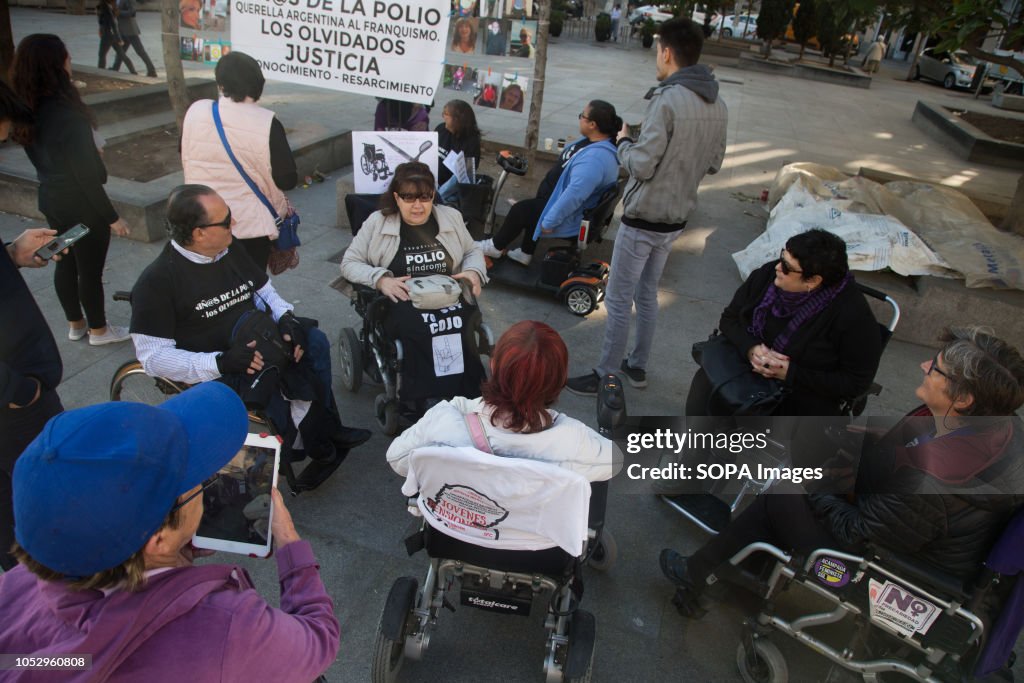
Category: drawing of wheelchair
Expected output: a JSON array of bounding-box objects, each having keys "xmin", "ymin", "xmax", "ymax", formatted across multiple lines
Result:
[{"xmin": 360, "ymin": 142, "xmax": 391, "ymax": 182}]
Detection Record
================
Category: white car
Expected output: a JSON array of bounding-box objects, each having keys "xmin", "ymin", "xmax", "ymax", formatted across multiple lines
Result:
[
  {"xmin": 715, "ymin": 13, "xmax": 758, "ymax": 38},
  {"xmin": 914, "ymin": 48, "xmax": 983, "ymax": 90},
  {"xmin": 627, "ymin": 4, "xmax": 673, "ymax": 25}
]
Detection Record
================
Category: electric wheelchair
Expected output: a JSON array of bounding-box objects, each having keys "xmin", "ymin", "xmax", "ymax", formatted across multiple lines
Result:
[
  {"xmin": 370, "ymin": 376, "xmax": 625, "ymax": 683},
  {"xmin": 723, "ymin": 506, "xmax": 1024, "ymax": 683}
]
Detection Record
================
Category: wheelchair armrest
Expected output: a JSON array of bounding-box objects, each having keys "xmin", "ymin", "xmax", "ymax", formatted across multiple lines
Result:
[{"xmin": 871, "ymin": 546, "xmax": 969, "ymax": 601}]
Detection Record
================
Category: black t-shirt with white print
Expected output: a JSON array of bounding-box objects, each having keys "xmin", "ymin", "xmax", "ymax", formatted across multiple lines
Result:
[
  {"xmin": 386, "ymin": 215, "xmax": 454, "ymax": 278},
  {"xmin": 130, "ymin": 240, "xmax": 269, "ymax": 353}
]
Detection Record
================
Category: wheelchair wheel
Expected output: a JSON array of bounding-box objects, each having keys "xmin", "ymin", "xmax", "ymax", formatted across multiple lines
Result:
[
  {"xmin": 109, "ymin": 360, "xmax": 185, "ymax": 404},
  {"xmin": 564, "ymin": 284, "xmax": 598, "ymax": 317},
  {"xmin": 375, "ymin": 394, "xmax": 399, "ymax": 436},
  {"xmin": 371, "ymin": 576, "xmax": 418, "ymax": 683},
  {"xmin": 736, "ymin": 638, "xmax": 788, "ymax": 683},
  {"xmin": 563, "ymin": 608, "xmax": 595, "ymax": 683},
  {"xmin": 338, "ymin": 327, "xmax": 362, "ymax": 393},
  {"xmin": 586, "ymin": 528, "xmax": 618, "ymax": 572}
]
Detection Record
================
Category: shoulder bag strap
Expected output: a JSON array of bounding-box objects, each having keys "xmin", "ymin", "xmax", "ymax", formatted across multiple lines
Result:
[
  {"xmin": 211, "ymin": 100, "xmax": 282, "ymax": 226},
  {"xmin": 463, "ymin": 412, "xmax": 493, "ymax": 454}
]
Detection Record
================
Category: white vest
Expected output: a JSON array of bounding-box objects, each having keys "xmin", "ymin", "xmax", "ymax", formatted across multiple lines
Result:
[{"xmin": 182, "ymin": 97, "xmax": 288, "ymax": 240}]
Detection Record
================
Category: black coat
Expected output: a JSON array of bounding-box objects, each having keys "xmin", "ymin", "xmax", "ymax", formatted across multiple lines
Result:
[
  {"xmin": 810, "ymin": 412, "xmax": 1024, "ymax": 578},
  {"xmin": 718, "ymin": 261, "xmax": 882, "ymax": 416}
]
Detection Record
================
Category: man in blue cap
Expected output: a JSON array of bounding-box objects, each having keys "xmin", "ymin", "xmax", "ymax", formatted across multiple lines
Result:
[{"xmin": 0, "ymin": 382, "xmax": 340, "ymax": 681}]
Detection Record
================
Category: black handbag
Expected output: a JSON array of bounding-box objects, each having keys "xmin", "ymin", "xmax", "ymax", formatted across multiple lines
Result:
[
  {"xmin": 231, "ymin": 309, "xmax": 291, "ymax": 372},
  {"xmin": 691, "ymin": 331, "xmax": 787, "ymax": 416}
]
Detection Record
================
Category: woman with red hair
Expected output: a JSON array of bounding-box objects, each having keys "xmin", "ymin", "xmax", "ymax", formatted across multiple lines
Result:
[{"xmin": 386, "ymin": 320, "xmax": 614, "ymax": 481}]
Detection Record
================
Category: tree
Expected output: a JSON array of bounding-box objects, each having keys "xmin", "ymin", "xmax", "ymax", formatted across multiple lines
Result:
[
  {"xmin": 816, "ymin": 1, "xmax": 845, "ymax": 65},
  {"xmin": 160, "ymin": 0, "xmax": 189, "ymax": 133},
  {"xmin": 792, "ymin": 0, "xmax": 818, "ymax": 59},
  {"xmin": 0, "ymin": 5, "xmax": 13, "ymax": 80},
  {"xmin": 757, "ymin": 0, "xmax": 796, "ymax": 56}
]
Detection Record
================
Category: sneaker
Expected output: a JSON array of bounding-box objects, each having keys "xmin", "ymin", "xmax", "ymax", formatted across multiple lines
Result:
[
  {"xmin": 89, "ymin": 324, "xmax": 131, "ymax": 346},
  {"xmin": 477, "ymin": 238, "xmax": 504, "ymax": 259},
  {"xmin": 68, "ymin": 325, "xmax": 88, "ymax": 341},
  {"xmin": 507, "ymin": 248, "xmax": 532, "ymax": 266},
  {"xmin": 566, "ymin": 371, "xmax": 600, "ymax": 396},
  {"xmin": 659, "ymin": 548, "xmax": 693, "ymax": 588},
  {"xmin": 620, "ymin": 359, "xmax": 647, "ymax": 388}
]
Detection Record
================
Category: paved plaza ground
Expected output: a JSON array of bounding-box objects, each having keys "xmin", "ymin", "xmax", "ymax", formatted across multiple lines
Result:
[{"xmin": 3, "ymin": 7, "xmax": 1023, "ymax": 681}]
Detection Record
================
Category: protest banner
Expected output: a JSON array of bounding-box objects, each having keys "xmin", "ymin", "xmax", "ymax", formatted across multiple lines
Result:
[{"xmin": 230, "ymin": 0, "xmax": 450, "ymax": 104}]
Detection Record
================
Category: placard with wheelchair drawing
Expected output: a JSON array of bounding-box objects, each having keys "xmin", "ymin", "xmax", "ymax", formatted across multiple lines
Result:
[
  {"xmin": 192, "ymin": 433, "xmax": 280, "ymax": 557},
  {"xmin": 352, "ymin": 131, "xmax": 439, "ymax": 194}
]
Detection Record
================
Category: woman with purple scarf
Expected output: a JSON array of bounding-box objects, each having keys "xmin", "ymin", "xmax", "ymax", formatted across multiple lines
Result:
[{"xmin": 687, "ymin": 229, "xmax": 882, "ymax": 417}]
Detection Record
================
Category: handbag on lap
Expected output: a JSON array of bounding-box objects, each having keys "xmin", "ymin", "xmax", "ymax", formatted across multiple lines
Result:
[{"xmin": 691, "ymin": 331, "xmax": 787, "ymax": 416}]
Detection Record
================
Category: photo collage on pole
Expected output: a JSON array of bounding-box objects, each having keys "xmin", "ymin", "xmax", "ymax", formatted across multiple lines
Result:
[
  {"xmin": 179, "ymin": 0, "xmax": 231, "ymax": 64},
  {"xmin": 444, "ymin": 0, "xmax": 536, "ymax": 114}
]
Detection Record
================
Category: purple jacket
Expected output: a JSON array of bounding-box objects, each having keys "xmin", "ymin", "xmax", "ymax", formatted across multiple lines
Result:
[{"xmin": 0, "ymin": 541, "xmax": 339, "ymax": 682}]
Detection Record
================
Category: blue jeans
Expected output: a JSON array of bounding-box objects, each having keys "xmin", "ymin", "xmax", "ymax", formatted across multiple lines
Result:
[{"xmin": 594, "ymin": 224, "xmax": 684, "ymax": 378}]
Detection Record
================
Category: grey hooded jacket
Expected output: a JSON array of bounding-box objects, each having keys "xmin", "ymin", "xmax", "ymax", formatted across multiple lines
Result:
[{"xmin": 618, "ymin": 65, "xmax": 728, "ymax": 230}]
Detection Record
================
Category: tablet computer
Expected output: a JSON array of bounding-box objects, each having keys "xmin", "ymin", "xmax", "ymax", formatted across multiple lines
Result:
[{"xmin": 193, "ymin": 432, "xmax": 280, "ymax": 557}]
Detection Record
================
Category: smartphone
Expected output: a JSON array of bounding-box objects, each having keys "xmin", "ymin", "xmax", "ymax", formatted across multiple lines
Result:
[
  {"xmin": 35, "ymin": 224, "xmax": 90, "ymax": 260},
  {"xmin": 193, "ymin": 432, "xmax": 280, "ymax": 558}
]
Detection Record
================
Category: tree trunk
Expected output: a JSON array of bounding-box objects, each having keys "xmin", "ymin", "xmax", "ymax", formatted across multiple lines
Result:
[
  {"xmin": 798, "ymin": 42, "xmax": 805, "ymax": 60},
  {"xmin": 905, "ymin": 32, "xmax": 924, "ymax": 81},
  {"xmin": 0, "ymin": 2, "xmax": 14, "ymax": 80},
  {"xmin": 161, "ymin": 0, "xmax": 189, "ymax": 134},
  {"xmin": 1004, "ymin": 174, "xmax": 1024, "ymax": 236},
  {"xmin": 524, "ymin": 0, "xmax": 550, "ymax": 170}
]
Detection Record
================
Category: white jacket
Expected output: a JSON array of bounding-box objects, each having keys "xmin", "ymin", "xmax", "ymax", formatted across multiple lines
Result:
[
  {"xmin": 182, "ymin": 97, "xmax": 288, "ymax": 240},
  {"xmin": 386, "ymin": 396, "xmax": 617, "ymax": 481}
]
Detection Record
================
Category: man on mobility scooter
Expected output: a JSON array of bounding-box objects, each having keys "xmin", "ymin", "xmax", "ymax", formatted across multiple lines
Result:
[{"xmin": 129, "ymin": 185, "xmax": 370, "ymax": 491}]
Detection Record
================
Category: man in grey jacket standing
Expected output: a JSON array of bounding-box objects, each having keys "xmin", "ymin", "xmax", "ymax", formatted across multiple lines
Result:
[
  {"xmin": 567, "ymin": 18, "xmax": 727, "ymax": 395},
  {"xmin": 112, "ymin": 0, "xmax": 158, "ymax": 78}
]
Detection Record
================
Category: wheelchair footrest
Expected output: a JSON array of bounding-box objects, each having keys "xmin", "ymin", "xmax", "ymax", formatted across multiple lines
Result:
[{"xmin": 662, "ymin": 493, "xmax": 732, "ymax": 534}]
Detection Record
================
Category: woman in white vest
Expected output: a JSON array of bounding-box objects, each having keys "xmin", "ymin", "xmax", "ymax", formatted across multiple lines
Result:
[{"xmin": 181, "ymin": 52, "xmax": 297, "ymax": 271}]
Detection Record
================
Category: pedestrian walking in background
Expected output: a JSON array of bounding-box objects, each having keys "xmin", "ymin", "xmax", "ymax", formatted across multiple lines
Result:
[
  {"xmin": 112, "ymin": 0, "xmax": 158, "ymax": 78},
  {"xmin": 97, "ymin": 0, "xmax": 136, "ymax": 74},
  {"xmin": 611, "ymin": 5, "xmax": 622, "ymax": 42},
  {"xmin": 864, "ymin": 37, "xmax": 886, "ymax": 74}
]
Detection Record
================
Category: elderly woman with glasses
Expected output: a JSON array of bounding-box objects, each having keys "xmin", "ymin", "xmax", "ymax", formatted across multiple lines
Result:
[
  {"xmin": 340, "ymin": 161, "xmax": 487, "ymax": 414},
  {"xmin": 661, "ymin": 325, "xmax": 1024, "ymax": 617},
  {"xmin": 686, "ymin": 228, "xmax": 882, "ymax": 417}
]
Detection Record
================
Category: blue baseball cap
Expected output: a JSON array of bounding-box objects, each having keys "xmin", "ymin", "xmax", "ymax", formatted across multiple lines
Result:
[{"xmin": 14, "ymin": 382, "xmax": 249, "ymax": 577}]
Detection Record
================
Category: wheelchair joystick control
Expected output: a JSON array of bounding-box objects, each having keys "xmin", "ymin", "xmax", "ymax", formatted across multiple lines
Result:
[
  {"xmin": 597, "ymin": 374, "xmax": 626, "ymax": 438},
  {"xmin": 497, "ymin": 150, "xmax": 528, "ymax": 176}
]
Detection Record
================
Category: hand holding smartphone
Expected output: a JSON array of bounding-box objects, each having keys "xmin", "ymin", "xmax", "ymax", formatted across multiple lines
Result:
[{"xmin": 34, "ymin": 224, "xmax": 90, "ymax": 261}]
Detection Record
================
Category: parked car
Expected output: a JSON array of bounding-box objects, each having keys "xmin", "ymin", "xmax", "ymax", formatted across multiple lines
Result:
[
  {"xmin": 714, "ymin": 13, "xmax": 758, "ymax": 38},
  {"xmin": 628, "ymin": 4, "xmax": 673, "ymax": 25},
  {"xmin": 988, "ymin": 49, "xmax": 1024, "ymax": 94},
  {"xmin": 914, "ymin": 48, "xmax": 987, "ymax": 89}
]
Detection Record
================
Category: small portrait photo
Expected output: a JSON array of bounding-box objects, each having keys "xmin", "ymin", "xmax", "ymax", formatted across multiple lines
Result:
[
  {"xmin": 450, "ymin": 17, "xmax": 479, "ymax": 55},
  {"xmin": 203, "ymin": 0, "xmax": 229, "ymax": 32},
  {"xmin": 482, "ymin": 19, "xmax": 509, "ymax": 56},
  {"xmin": 473, "ymin": 71, "xmax": 502, "ymax": 109},
  {"xmin": 453, "ymin": 0, "xmax": 478, "ymax": 17},
  {"xmin": 509, "ymin": 19, "xmax": 537, "ymax": 58},
  {"xmin": 443, "ymin": 64, "xmax": 478, "ymax": 92},
  {"xmin": 479, "ymin": 0, "xmax": 503, "ymax": 18},
  {"xmin": 179, "ymin": 36, "xmax": 194, "ymax": 59},
  {"xmin": 179, "ymin": 0, "xmax": 202, "ymax": 30},
  {"xmin": 499, "ymin": 74, "xmax": 527, "ymax": 113},
  {"xmin": 504, "ymin": 0, "xmax": 533, "ymax": 19}
]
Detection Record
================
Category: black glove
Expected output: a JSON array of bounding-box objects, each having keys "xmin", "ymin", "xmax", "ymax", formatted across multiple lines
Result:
[
  {"xmin": 278, "ymin": 312, "xmax": 307, "ymax": 351},
  {"xmin": 217, "ymin": 343, "xmax": 258, "ymax": 375}
]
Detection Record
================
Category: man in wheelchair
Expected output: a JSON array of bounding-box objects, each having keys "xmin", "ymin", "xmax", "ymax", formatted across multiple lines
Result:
[
  {"xmin": 660, "ymin": 326, "xmax": 1024, "ymax": 627},
  {"xmin": 129, "ymin": 185, "xmax": 370, "ymax": 489}
]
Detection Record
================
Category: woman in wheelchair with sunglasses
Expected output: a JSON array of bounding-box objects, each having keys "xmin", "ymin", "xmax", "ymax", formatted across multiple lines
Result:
[{"xmin": 340, "ymin": 161, "xmax": 488, "ymax": 418}]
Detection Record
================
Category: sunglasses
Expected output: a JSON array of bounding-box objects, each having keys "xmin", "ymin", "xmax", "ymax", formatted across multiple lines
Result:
[
  {"xmin": 170, "ymin": 474, "xmax": 219, "ymax": 513},
  {"xmin": 196, "ymin": 210, "xmax": 232, "ymax": 230},
  {"xmin": 927, "ymin": 353, "xmax": 951, "ymax": 380},
  {"xmin": 779, "ymin": 249, "xmax": 803, "ymax": 275},
  {"xmin": 396, "ymin": 192, "xmax": 435, "ymax": 204},
  {"xmin": 578, "ymin": 111, "xmax": 591, "ymax": 121}
]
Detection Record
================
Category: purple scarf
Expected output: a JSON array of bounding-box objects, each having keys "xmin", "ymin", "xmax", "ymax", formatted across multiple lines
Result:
[{"xmin": 749, "ymin": 272, "xmax": 853, "ymax": 353}]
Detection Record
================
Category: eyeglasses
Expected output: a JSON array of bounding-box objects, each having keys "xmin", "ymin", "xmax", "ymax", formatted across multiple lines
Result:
[
  {"xmin": 779, "ymin": 249, "xmax": 803, "ymax": 275},
  {"xmin": 170, "ymin": 475, "xmax": 218, "ymax": 513},
  {"xmin": 927, "ymin": 353, "xmax": 952, "ymax": 380},
  {"xmin": 578, "ymin": 111, "xmax": 591, "ymax": 121},
  {"xmin": 196, "ymin": 210, "xmax": 232, "ymax": 230},
  {"xmin": 396, "ymin": 192, "xmax": 435, "ymax": 204}
]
